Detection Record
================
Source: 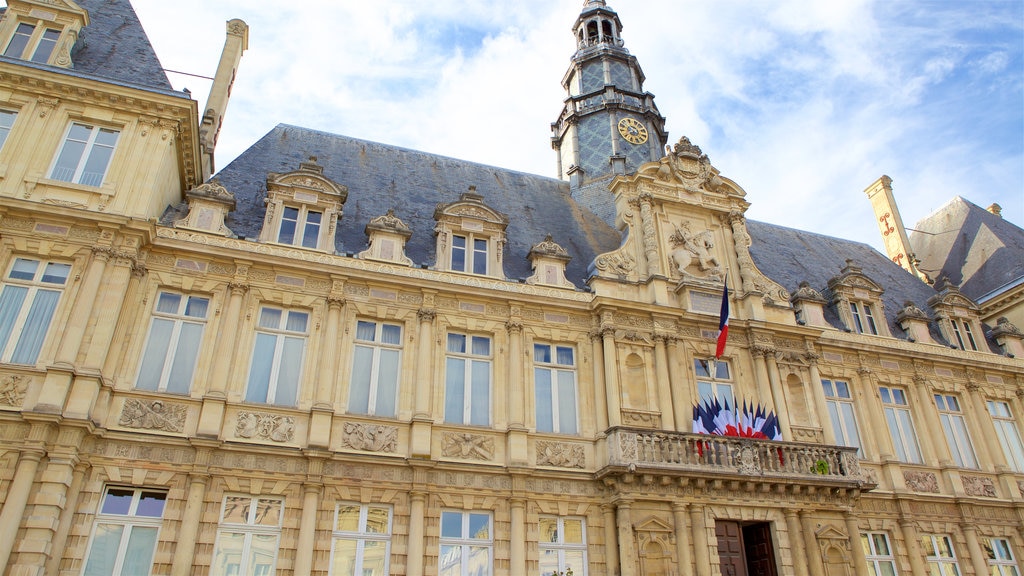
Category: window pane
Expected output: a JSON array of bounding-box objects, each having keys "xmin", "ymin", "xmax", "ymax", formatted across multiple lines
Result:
[
  {"xmin": 535, "ymin": 344, "xmax": 551, "ymax": 363},
  {"xmin": 184, "ymin": 296, "xmax": 209, "ymax": 318},
  {"xmin": 259, "ymin": 307, "xmax": 282, "ymax": 329},
  {"xmin": 349, "ymin": 346, "xmax": 374, "ymax": 414},
  {"xmin": 441, "ymin": 511, "xmax": 462, "ymax": 538},
  {"xmin": 556, "ymin": 346, "xmax": 574, "ymax": 366},
  {"xmin": 136, "ymin": 492, "xmax": 166, "ymax": 517},
  {"xmin": 30, "ymin": 28, "xmax": 60, "ymax": 63},
  {"xmin": 285, "ymin": 311, "xmax": 308, "ymax": 333},
  {"xmin": 381, "ymin": 324, "xmax": 401, "ymax": 345},
  {"xmin": 11, "ymin": 289, "xmax": 59, "ymax": 363},
  {"xmin": 469, "ymin": 513, "xmax": 489, "ymax": 539},
  {"xmin": 557, "ymin": 371, "xmax": 578, "ymax": 434},
  {"xmin": 336, "ymin": 505, "xmax": 361, "ymax": 532},
  {"xmin": 366, "ymin": 507, "xmax": 390, "ymax": 534},
  {"xmin": 4, "ymin": 23, "xmax": 33, "ymax": 58},
  {"xmin": 563, "ymin": 519, "xmax": 584, "ymax": 543},
  {"xmin": 254, "ymin": 498, "xmax": 282, "ymax": 526},
  {"xmin": 471, "ymin": 336, "xmax": 490, "ymax": 356},
  {"xmin": 211, "ymin": 532, "xmax": 245, "ymax": 576},
  {"xmin": 536, "ymin": 368, "xmax": 553, "ymax": 433},
  {"xmin": 221, "ymin": 497, "xmax": 252, "ymax": 524},
  {"xmin": 136, "ymin": 319, "xmax": 173, "ymax": 391},
  {"xmin": 249, "ymin": 533, "xmax": 279, "ymax": 574},
  {"xmin": 447, "ymin": 333, "xmax": 466, "ymax": 354},
  {"xmin": 101, "ymin": 488, "xmax": 135, "ymax": 515},
  {"xmin": 273, "ymin": 337, "xmax": 304, "ymax": 405},
  {"xmin": 470, "ymin": 360, "xmax": 489, "ymax": 425},
  {"xmin": 0, "ymin": 286, "xmax": 26, "ymax": 355},
  {"xmin": 156, "ymin": 292, "xmax": 181, "ymax": 314},
  {"xmin": 694, "ymin": 359, "xmax": 711, "ymax": 378},
  {"xmin": 539, "ymin": 517, "xmax": 558, "ymax": 543},
  {"xmin": 80, "ymin": 137, "xmax": 117, "ymax": 187},
  {"xmin": 82, "ymin": 523, "xmax": 123, "ymax": 576},
  {"xmin": 331, "ymin": 538, "xmax": 357, "ymax": 574},
  {"xmin": 121, "ymin": 526, "xmax": 159, "ymax": 575},
  {"xmin": 375, "ymin": 348, "xmax": 400, "ymax": 417},
  {"xmin": 356, "ymin": 321, "xmax": 377, "ymax": 341},
  {"xmin": 246, "ymin": 334, "xmax": 276, "ymax": 403},
  {"xmin": 41, "ymin": 262, "xmax": 70, "ymax": 284},
  {"xmin": 279, "ymin": 207, "xmax": 298, "ymax": 244},
  {"xmin": 9, "ymin": 258, "xmax": 38, "ymax": 280},
  {"xmin": 166, "ymin": 322, "xmax": 204, "ymax": 394},
  {"xmin": 539, "ymin": 549, "xmax": 558, "ymax": 576},
  {"xmin": 362, "ymin": 540, "xmax": 389, "ymax": 576},
  {"xmin": 468, "ymin": 546, "xmax": 490, "ymax": 575},
  {"xmin": 445, "ymin": 358, "xmax": 465, "ymax": 424}
]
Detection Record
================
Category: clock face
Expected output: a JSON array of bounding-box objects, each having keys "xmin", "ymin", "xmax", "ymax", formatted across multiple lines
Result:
[{"xmin": 618, "ymin": 117, "xmax": 649, "ymax": 145}]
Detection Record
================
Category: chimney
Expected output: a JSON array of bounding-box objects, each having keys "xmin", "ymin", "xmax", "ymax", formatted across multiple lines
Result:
[
  {"xmin": 864, "ymin": 175, "xmax": 928, "ymax": 283},
  {"xmin": 200, "ymin": 18, "xmax": 249, "ymax": 181}
]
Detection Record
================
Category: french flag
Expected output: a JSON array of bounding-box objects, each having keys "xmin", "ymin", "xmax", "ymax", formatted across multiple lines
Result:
[{"xmin": 715, "ymin": 279, "xmax": 729, "ymax": 358}]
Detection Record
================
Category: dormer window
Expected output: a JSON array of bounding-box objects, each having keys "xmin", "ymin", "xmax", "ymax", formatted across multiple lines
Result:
[
  {"xmin": 259, "ymin": 158, "xmax": 347, "ymax": 252},
  {"xmin": 849, "ymin": 301, "xmax": 878, "ymax": 335},
  {"xmin": 827, "ymin": 259, "xmax": 891, "ymax": 337},
  {"xmin": 4, "ymin": 23, "xmax": 59, "ymax": 62},
  {"xmin": 927, "ymin": 283, "xmax": 985, "ymax": 352},
  {"xmin": 950, "ymin": 319, "xmax": 977, "ymax": 351},
  {"xmin": 433, "ymin": 186, "xmax": 509, "ymax": 279}
]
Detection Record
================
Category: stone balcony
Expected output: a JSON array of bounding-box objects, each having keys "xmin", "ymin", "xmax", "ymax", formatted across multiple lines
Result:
[{"xmin": 600, "ymin": 428, "xmax": 872, "ymax": 492}]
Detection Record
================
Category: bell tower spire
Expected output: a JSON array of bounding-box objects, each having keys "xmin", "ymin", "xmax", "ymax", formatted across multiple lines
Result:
[{"xmin": 551, "ymin": 0, "xmax": 668, "ymax": 226}]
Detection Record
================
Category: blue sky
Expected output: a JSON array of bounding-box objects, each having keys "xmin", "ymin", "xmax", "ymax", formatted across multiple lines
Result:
[{"xmin": 131, "ymin": 0, "xmax": 1023, "ymax": 254}]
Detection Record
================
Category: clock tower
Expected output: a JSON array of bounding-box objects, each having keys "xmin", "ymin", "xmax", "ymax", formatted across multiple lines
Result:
[{"xmin": 551, "ymin": 0, "xmax": 669, "ymax": 227}]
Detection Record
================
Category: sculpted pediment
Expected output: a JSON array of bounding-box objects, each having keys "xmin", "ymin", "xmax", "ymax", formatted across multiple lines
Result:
[{"xmin": 267, "ymin": 157, "xmax": 348, "ymax": 201}]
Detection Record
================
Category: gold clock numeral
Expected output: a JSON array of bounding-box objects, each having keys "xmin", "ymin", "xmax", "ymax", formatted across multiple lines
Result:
[{"xmin": 617, "ymin": 117, "xmax": 648, "ymax": 145}]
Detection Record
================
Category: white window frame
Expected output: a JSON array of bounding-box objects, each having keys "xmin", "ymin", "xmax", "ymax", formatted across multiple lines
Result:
[
  {"xmin": 81, "ymin": 487, "xmax": 166, "ymax": 576},
  {"xmin": 348, "ymin": 320, "xmax": 403, "ymax": 417},
  {"xmin": 861, "ymin": 532, "xmax": 898, "ymax": 576},
  {"xmin": 276, "ymin": 205, "xmax": 323, "ymax": 249},
  {"xmin": 4, "ymin": 22, "xmax": 60, "ymax": 62},
  {"xmin": 0, "ymin": 109, "xmax": 17, "ymax": 150},
  {"xmin": 950, "ymin": 319, "xmax": 979, "ymax": 351},
  {"xmin": 245, "ymin": 306, "xmax": 308, "ymax": 406},
  {"xmin": 694, "ymin": 358, "xmax": 733, "ymax": 405},
  {"xmin": 329, "ymin": 503, "xmax": 393, "ymax": 576},
  {"xmin": 850, "ymin": 301, "xmax": 879, "ymax": 335},
  {"xmin": 211, "ymin": 495, "xmax": 284, "ymax": 576},
  {"xmin": 988, "ymin": 400, "xmax": 1024, "ymax": 472},
  {"xmin": 922, "ymin": 534, "xmax": 962, "ymax": 576},
  {"xmin": 439, "ymin": 510, "xmax": 493, "ymax": 576},
  {"xmin": 444, "ymin": 333, "xmax": 492, "ymax": 425},
  {"xmin": 49, "ymin": 122, "xmax": 120, "ymax": 187},
  {"xmin": 822, "ymin": 379, "xmax": 862, "ymax": 454},
  {"xmin": 0, "ymin": 257, "xmax": 70, "ymax": 364},
  {"xmin": 934, "ymin": 393, "xmax": 978, "ymax": 468},
  {"xmin": 451, "ymin": 233, "xmax": 488, "ymax": 275},
  {"xmin": 879, "ymin": 386, "xmax": 923, "ymax": 464},
  {"xmin": 534, "ymin": 343, "xmax": 579, "ymax": 434},
  {"xmin": 539, "ymin": 515, "xmax": 588, "ymax": 576},
  {"xmin": 987, "ymin": 538, "xmax": 1022, "ymax": 576},
  {"xmin": 135, "ymin": 291, "xmax": 210, "ymax": 394}
]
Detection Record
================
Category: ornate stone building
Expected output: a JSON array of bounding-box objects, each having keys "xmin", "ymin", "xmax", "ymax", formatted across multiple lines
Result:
[{"xmin": 0, "ymin": 1, "xmax": 1021, "ymax": 575}]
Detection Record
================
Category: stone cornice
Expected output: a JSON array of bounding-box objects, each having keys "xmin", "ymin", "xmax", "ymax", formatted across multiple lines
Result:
[{"xmin": 819, "ymin": 329, "xmax": 1022, "ymax": 370}]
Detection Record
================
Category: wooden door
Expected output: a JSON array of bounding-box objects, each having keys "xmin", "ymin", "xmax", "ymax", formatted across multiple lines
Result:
[
  {"xmin": 742, "ymin": 523, "xmax": 779, "ymax": 576},
  {"xmin": 716, "ymin": 520, "xmax": 747, "ymax": 576}
]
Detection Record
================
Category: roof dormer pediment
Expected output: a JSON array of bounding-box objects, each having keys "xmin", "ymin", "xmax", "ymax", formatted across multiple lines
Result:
[
  {"xmin": 434, "ymin": 186, "xmax": 509, "ymax": 227},
  {"xmin": 267, "ymin": 157, "xmax": 348, "ymax": 202}
]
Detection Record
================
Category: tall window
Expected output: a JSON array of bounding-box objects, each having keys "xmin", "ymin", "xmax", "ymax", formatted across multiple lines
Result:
[
  {"xmin": 922, "ymin": 534, "xmax": 962, "ymax": 576},
  {"xmin": 50, "ymin": 123, "xmax": 119, "ymax": 186},
  {"xmin": 950, "ymin": 319, "xmax": 978, "ymax": 351},
  {"xmin": 211, "ymin": 496, "xmax": 283, "ymax": 576},
  {"xmin": 988, "ymin": 400, "xmax": 1024, "ymax": 472},
  {"xmin": 861, "ymin": 532, "xmax": 897, "ymax": 576},
  {"xmin": 451, "ymin": 234, "xmax": 487, "ymax": 275},
  {"xmin": 439, "ymin": 511, "xmax": 492, "ymax": 576},
  {"xmin": 135, "ymin": 292, "xmax": 209, "ymax": 394},
  {"xmin": 0, "ymin": 110, "xmax": 16, "ymax": 150},
  {"xmin": 82, "ymin": 488, "xmax": 166, "ymax": 576},
  {"xmin": 277, "ymin": 206, "xmax": 322, "ymax": 248},
  {"xmin": 879, "ymin": 386, "xmax": 922, "ymax": 464},
  {"xmin": 539, "ymin": 516, "xmax": 587, "ymax": 576},
  {"xmin": 986, "ymin": 538, "xmax": 1021, "ymax": 576},
  {"xmin": 445, "ymin": 333, "xmax": 491, "ymax": 425},
  {"xmin": 349, "ymin": 320, "xmax": 402, "ymax": 417},
  {"xmin": 934, "ymin": 394, "xmax": 977, "ymax": 468},
  {"xmin": 331, "ymin": 503, "xmax": 392, "ymax": 576},
  {"xmin": 822, "ymin": 379, "xmax": 862, "ymax": 453},
  {"xmin": 694, "ymin": 359, "xmax": 732, "ymax": 405},
  {"xmin": 534, "ymin": 344, "xmax": 578, "ymax": 434},
  {"xmin": 0, "ymin": 257, "xmax": 70, "ymax": 364},
  {"xmin": 850, "ymin": 302, "xmax": 878, "ymax": 335},
  {"xmin": 4, "ymin": 23, "xmax": 59, "ymax": 62},
  {"xmin": 245, "ymin": 307, "xmax": 308, "ymax": 406}
]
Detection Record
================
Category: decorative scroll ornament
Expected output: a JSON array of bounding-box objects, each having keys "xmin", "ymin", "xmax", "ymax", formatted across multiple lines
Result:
[
  {"xmin": 962, "ymin": 475, "xmax": 997, "ymax": 498},
  {"xmin": 235, "ymin": 412, "xmax": 295, "ymax": 442},
  {"xmin": 537, "ymin": 441, "xmax": 585, "ymax": 469},
  {"xmin": 442, "ymin": 432, "xmax": 494, "ymax": 461},
  {"xmin": 119, "ymin": 399, "xmax": 186, "ymax": 433},
  {"xmin": 904, "ymin": 471, "xmax": 939, "ymax": 493},
  {"xmin": 341, "ymin": 422, "xmax": 398, "ymax": 453}
]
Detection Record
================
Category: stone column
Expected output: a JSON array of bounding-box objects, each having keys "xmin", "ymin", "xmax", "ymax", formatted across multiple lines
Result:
[
  {"xmin": 784, "ymin": 509, "xmax": 809, "ymax": 576},
  {"xmin": 751, "ymin": 347, "xmax": 776, "ymax": 409},
  {"xmin": 293, "ymin": 484, "xmax": 321, "ymax": 576},
  {"xmin": 961, "ymin": 524, "xmax": 990, "ymax": 576},
  {"xmin": 43, "ymin": 461, "xmax": 88, "ymax": 576},
  {"xmin": 899, "ymin": 519, "xmax": 928, "ymax": 576},
  {"xmin": 799, "ymin": 510, "xmax": 825, "ymax": 576},
  {"xmin": 170, "ymin": 474, "xmax": 209, "ymax": 576},
  {"xmin": 689, "ymin": 504, "xmax": 711, "ymax": 576},
  {"xmin": 413, "ymin": 309, "xmax": 436, "ymax": 418},
  {"xmin": 314, "ymin": 296, "xmax": 345, "ymax": 407},
  {"xmin": 81, "ymin": 250, "xmax": 137, "ymax": 369},
  {"xmin": 510, "ymin": 498, "xmax": 526, "ymax": 576},
  {"xmin": 407, "ymin": 491, "xmax": 427, "ymax": 576},
  {"xmin": 805, "ymin": 354, "xmax": 837, "ymax": 445},
  {"xmin": 666, "ymin": 337, "xmax": 690, "ymax": 432},
  {"xmin": 53, "ymin": 246, "xmax": 110, "ymax": 366},
  {"xmin": 615, "ymin": 500, "xmax": 637, "ymax": 576},
  {"xmin": 766, "ymin": 352, "xmax": 793, "ymax": 439},
  {"xmin": 636, "ymin": 194, "xmax": 660, "ymax": 277},
  {"xmin": 843, "ymin": 512, "xmax": 869, "ymax": 576},
  {"xmin": 591, "ymin": 331, "xmax": 609, "ymax": 432},
  {"xmin": 0, "ymin": 450, "xmax": 44, "ymax": 572},
  {"xmin": 653, "ymin": 335, "xmax": 675, "ymax": 430},
  {"xmin": 911, "ymin": 375, "xmax": 948, "ymax": 466},
  {"xmin": 964, "ymin": 379, "xmax": 1000, "ymax": 470},
  {"xmin": 602, "ymin": 504, "xmax": 619, "ymax": 575},
  {"xmin": 206, "ymin": 281, "xmax": 249, "ymax": 396},
  {"xmin": 602, "ymin": 324, "xmax": 621, "ymax": 427},
  {"xmin": 857, "ymin": 368, "xmax": 890, "ymax": 459},
  {"xmin": 506, "ymin": 321, "xmax": 525, "ymax": 429},
  {"xmin": 671, "ymin": 503, "xmax": 692, "ymax": 576}
]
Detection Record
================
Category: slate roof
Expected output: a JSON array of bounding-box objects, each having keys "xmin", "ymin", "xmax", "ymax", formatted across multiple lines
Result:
[
  {"xmin": 209, "ymin": 124, "xmax": 623, "ymax": 287},
  {"xmin": 0, "ymin": 0, "xmax": 173, "ymax": 92},
  {"xmin": 910, "ymin": 196, "xmax": 1024, "ymax": 304}
]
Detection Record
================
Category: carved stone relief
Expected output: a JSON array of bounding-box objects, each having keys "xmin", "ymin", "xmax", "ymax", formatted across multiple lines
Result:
[
  {"xmin": 904, "ymin": 471, "xmax": 940, "ymax": 493},
  {"xmin": 341, "ymin": 422, "xmax": 398, "ymax": 453},
  {"xmin": 668, "ymin": 220, "xmax": 722, "ymax": 282},
  {"xmin": 118, "ymin": 399, "xmax": 187, "ymax": 433},
  {"xmin": 962, "ymin": 475, "xmax": 997, "ymax": 498},
  {"xmin": 621, "ymin": 409, "xmax": 661, "ymax": 429},
  {"xmin": 442, "ymin": 432, "xmax": 494, "ymax": 461},
  {"xmin": 235, "ymin": 411, "xmax": 295, "ymax": 443},
  {"xmin": 536, "ymin": 441, "xmax": 585, "ymax": 469},
  {"xmin": 0, "ymin": 375, "xmax": 28, "ymax": 406}
]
